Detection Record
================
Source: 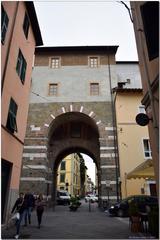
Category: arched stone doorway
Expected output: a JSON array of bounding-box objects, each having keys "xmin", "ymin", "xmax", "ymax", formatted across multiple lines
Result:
[
  {"xmin": 47, "ymin": 112, "xmax": 101, "ymax": 207},
  {"xmin": 20, "ymin": 103, "xmax": 120, "ymax": 208}
]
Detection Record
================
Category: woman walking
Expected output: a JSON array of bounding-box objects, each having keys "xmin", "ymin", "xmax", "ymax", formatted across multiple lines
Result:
[{"xmin": 36, "ymin": 194, "xmax": 46, "ymax": 228}]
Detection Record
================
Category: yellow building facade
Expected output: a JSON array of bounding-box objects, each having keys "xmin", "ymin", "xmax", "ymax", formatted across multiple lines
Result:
[
  {"xmin": 115, "ymin": 62, "xmax": 156, "ymax": 199},
  {"xmin": 57, "ymin": 153, "xmax": 81, "ymax": 196}
]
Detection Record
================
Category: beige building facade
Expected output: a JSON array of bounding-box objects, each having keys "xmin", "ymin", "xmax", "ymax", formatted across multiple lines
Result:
[
  {"xmin": 1, "ymin": 1, "xmax": 42, "ymax": 223},
  {"xmin": 114, "ymin": 62, "xmax": 156, "ymax": 198},
  {"xmin": 57, "ymin": 153, "xmax": 81, "ymax": 196},
  {"xmin": 130, "ymin": 1, "xmax": 159, "ymax": 194}
]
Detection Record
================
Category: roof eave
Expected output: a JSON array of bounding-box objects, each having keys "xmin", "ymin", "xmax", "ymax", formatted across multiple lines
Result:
[
  {"xmin": 35, "ymin": 45, "xmax": 119, "ymax": 53},
  {"xmin": 25, "ymin": 2, "xmax": 43, "ymax": 46}
]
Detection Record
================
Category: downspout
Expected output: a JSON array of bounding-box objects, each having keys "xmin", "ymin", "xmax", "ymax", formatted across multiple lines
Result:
[
  {"xmin": 113, "ymin": 89, "xmax": 122, "ymax": 201},
  {"xmin": 107, "ymin": 55, "xmax": 121, "ymax": 202},
  {"xmin": 1, "ymin": 2, "xmax": 19, "ymax": 93}
]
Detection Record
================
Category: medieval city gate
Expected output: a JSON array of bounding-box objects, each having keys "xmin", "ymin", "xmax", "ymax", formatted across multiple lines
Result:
[{"xmin": 20, "ymin": 46, "xmax": 120, "ymax": 208}]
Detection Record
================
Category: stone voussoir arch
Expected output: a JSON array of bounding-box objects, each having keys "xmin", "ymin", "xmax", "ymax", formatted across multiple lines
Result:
[{"xmin": 41, "ymin": 103, "xmax": 110, "ymax": 141}]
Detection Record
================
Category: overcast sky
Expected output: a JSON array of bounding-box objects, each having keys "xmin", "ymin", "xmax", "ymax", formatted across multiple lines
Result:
[
  {"xmin": 34, "ymin": 1, "xmax": 138, "ymax": 61},
  {"xmin": 81, "ymin": 154, "xmax": 96, "ymax": 184}
]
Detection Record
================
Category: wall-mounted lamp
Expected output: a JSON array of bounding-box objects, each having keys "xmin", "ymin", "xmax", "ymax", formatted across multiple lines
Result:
[{"xmin": 135, "ymin": 113, "xmax": 152, "ymax": 126}]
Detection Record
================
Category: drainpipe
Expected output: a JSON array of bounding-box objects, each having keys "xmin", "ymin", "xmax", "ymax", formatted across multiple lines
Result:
[
  {"xmin": 113, "ymin": 89, "xmax": 122, "ymax": 201},
  {"xmin": 1, "ymin": 2, "xmax": 19, "ymax": 93},
  {"xmin": 107, "ymin": 55, "xmax": 121, "ymax": 202}
]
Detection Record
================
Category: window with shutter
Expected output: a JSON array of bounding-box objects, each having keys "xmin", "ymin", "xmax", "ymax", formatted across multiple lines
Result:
[
  {"xmin": 16, "ymin": 49, "xmax": 27, "ymax": 83},
  {"xmin": 6, "ymin": 98, "xmax": 18, "ymax": 133},
  {"xmin": 1, "ymin": 5, "xmax": 9, "ymax": 44},
  {"xmin": 23, "ymin": 13, "xmax": 30, "ymax": 39}
]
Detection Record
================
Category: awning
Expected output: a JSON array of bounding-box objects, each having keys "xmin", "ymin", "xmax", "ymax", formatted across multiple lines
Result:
[{"xmin": 126, "ymin": 159, "xmax": 155, "ymax": 180}]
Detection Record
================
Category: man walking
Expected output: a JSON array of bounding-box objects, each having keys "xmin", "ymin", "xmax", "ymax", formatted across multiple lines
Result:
[{"xmin": 23, "ymin": 190, "xmax": 35, "ymax": 226}]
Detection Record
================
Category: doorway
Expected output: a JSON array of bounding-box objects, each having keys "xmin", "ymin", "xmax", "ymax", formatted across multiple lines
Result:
[{"xmin": 1, "ymin": 159, "xmax": 12, "ymax": 223}]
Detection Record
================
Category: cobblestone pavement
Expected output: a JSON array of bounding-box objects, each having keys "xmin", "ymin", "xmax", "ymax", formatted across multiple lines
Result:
[{"xmin": 1, "ymin": 200, "xmax": 156, "ymax": 239}]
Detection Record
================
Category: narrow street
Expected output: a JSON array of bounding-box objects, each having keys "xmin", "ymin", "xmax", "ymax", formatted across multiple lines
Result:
[{"xmin": 2, "ymin": 200, "xmax": 150, "ymax": 239}]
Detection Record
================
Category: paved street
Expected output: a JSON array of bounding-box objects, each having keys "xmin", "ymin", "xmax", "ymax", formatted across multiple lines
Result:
[{"xmin": 1, "ymin": 200, "xmax": 153, "ymax": 239}]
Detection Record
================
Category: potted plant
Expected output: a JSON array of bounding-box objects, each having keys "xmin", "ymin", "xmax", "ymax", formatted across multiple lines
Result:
[
  {"xmin": 69, "ymin": 196, "xmax": 81, "ymax": 211},
  {"xmin": 128, "ymin": 201, "xmax": 142, "ymax": 233}
]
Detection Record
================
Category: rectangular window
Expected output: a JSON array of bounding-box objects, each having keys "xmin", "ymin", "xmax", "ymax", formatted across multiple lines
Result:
[
  {"xmin": 6, "ymin": 98, "xmax": 18, "ymax": 133},
  {"xmin": 90, "ymin": 83, "xmax": 99, "ymax": 96},
  {"xmin": 89, "ymin": 57, "xmax": 99, "ymax": 68},
  {"xmin": 50, "ymin": 57, "xmax": 60, "ymax": 68},
  {"xmin": 23, "ymin": 13, "xmax": 30, "ymax": 39},
  {"xmin": 48, "ymin": 83, "xmax": 58, "ymax": 96},
  {"xmin": 143, "ymin": 139, "xmax": 152, "ymax": 158},
  {"xmin": 61, "ymin": 161, "xmax": 66, "ymax": 170},
  {"xmin": 60, "ymin": 173, "xmax": 65, "ymax": 183},
  {"xmin": 1, "ymin": 5, "xmax": 9, "ymax": 44},
  {"xmin": 16, "ymin": 49, "xmax": 27, "ymax": 83}
]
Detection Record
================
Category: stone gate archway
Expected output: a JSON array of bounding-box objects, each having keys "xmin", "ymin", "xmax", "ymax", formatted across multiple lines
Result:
[
  {"xmin": 20, "ymin": 103, "xmax": 119, "ymax": 208},
  {"xmin": 47, "ymin": 111, "xmax": 101, "ymax": 206}
]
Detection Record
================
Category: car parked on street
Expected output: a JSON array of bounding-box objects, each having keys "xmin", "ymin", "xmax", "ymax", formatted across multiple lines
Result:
[
  {"xmin": 57, "ymin": 190, "xmax": 71, "ymax": 205},
  {"xmin": 108, "ymin": 195, "xmax": 158, "ymax": 217},
  {"xmin": 85, "ymin": 194, "xmax": 98, "ymax": 203}
]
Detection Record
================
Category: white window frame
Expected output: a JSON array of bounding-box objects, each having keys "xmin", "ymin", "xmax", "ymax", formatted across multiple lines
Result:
[
  {"xmin": 88, "ymin": 56, "xmax": 99, "ymax": 68},
  {"xmin": 50, "ymin": 57, "xmax": 61, "ymax": 69},
  {"xmin": 48, "ymin": 83, "xmax": 58, "ymax": 96},
  {"xmin": 90, "ymin": 82, "xmax": 99, "ymax": 96},
  {"xmin": 142, "ymin": 138, "xmax": 152, "ymax": 159}
]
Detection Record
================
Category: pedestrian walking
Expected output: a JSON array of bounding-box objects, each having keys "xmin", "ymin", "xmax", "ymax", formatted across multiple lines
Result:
[
  {"xmin": 23, "ymin": 190, "xmax": 35, "ymax": 226},
  {"xmin": 11, "ymin": 193, "xmax": 24, "ymax": 215},
  {"xmin": 11, "ymin": 193, "xmax": 28, "ymax": 239},
  {"xmin": 36, "ymin": 194, "xmax": 46, "ymax": 228}
]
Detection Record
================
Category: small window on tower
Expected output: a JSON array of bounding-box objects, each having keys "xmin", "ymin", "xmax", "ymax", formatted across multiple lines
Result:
[
  {"xmin": 48, "ymin": 83, "xmax": 58, "ymax": 96},
  {"xmin": 89, "ymin": 57, "xmax": 99, "ymax": 68},
  {"xmin": 90, "ymin": 83, "xmax": 99, "ymax": 96},
  {"xmin": 50, "ymin": 57, "xmax": 60, "ymax": 68}
]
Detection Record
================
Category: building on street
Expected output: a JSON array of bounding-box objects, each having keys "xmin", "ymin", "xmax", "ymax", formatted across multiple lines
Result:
[
  {"xmin": 57, "ymin": 153, "xmax": 81, "ymax": 196},
  {"xmin": 19, "ymin": 45, "xmax": 121, "ymax": 207},
  {"xmin": 113, "ymin": 61, "xmax": 156, "ymax": 198},
  {"xmin": 1, "ymin": 1, "xmax": 43, "ymax": 223},
  {"xmin": 130, "ymin": 1, "xmax": 159, "ymax": 195}
]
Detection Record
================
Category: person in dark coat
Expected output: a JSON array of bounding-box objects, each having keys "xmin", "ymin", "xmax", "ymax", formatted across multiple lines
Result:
[
  {"xmin": 35, "ymin": 194, "xmax": 46, "ymax": 228},
  {"xmin": 11, "ymin": 193, "xmax": 28, "ymax": 239},
  {"xmin": 11, "ymin": 193, "xmax": 24, "ymax": 214},
  {"xmin": 23, "ymin": 191, "xmax": 35, "ymax": 226}
]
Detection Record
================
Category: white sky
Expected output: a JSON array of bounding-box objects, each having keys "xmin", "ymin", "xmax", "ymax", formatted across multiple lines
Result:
[
  {"xmin": 34, "ymin": 1, "xmax": 138, "ymax": 60},
  {"xmin": 81, "ymin": 153, "xmax": 96, "ymax": 184}
]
